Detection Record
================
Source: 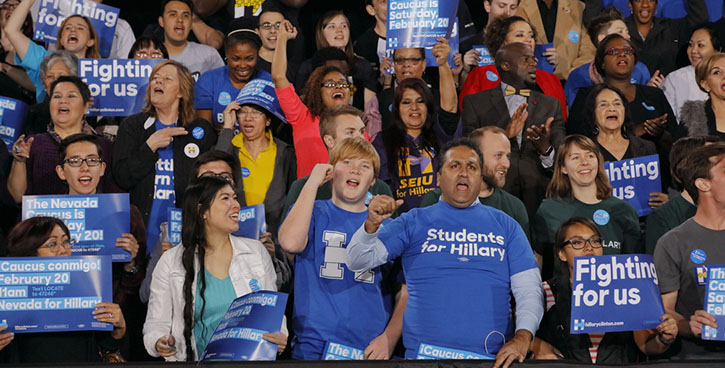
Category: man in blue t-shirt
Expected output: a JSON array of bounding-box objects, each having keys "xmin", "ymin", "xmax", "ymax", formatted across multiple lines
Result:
[
  {"xmin": 279, "ymin": 137, "xmax": 402, "ymax": 360},
  {"xmin": 347, "ymin": 138, "xmax": 543, "ymax": 367}
]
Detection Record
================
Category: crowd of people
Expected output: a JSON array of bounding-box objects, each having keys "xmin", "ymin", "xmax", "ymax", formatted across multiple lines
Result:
[{"xmin": 0, "ymin": 0, "xmax": 724, "ymax": 364}]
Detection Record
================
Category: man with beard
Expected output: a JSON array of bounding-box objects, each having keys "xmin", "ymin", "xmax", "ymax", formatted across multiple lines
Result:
[
  {"xmin": 345, "ymin": 137, "xmax": 542, "ymax": 367},
  {"xmin": 420, "ymin": 126, "xmax": 529, "ymax": 239},
  {"xmin": 461, "ymin": 42, "xmax": 565, "ymax": 218}
]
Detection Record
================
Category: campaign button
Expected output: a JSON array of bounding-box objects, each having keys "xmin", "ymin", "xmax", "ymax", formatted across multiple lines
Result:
[{"xmin": 184, "ymin": 143, "xmax": 199, "ymax": 158}]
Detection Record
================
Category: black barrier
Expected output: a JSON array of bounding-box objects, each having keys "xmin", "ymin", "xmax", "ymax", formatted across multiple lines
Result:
[{"xmin": 12, "ymin": 360, "xmax": 725, "ymax": 368}]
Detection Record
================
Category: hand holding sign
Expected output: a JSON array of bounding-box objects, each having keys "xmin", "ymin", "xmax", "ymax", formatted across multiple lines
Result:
[
  {"xmin": 656, "ymin": 314, "xmax": 677, "ymax": 343},
  {"xmin": 146, "ymin": 127, "xmax": 188, "ymax": 152},
  {"xmin": 115, "ymin": 233, "xmax": 139, "ymax": 261},
  {"xmin": 365, "ymin": 195, "xmax": 403, "ymax": 233},
  {"xmin": 262, "ymin": 332, "xmax": 287, "ymax": 353},
  {"xmin": 0, "ymin": 325, "xmax": 13, "ymax": 351},
  {"xmin": 690, "ymin": 310, "xmax": 718, "ymax": 337},
  {"xmin": 431, "ymin": 37, "xmax": 450, "ymax": 67},
  {"xmin": 93, "ymin": 301, "xmax": 126, "ymax": 338},
  {"xmin": 463, "ymin": 48, "xmax": 481, "ymax": 69},
  {"xmin": 542, "ymin": 47, "xmax": 559, "ymax": 68}
]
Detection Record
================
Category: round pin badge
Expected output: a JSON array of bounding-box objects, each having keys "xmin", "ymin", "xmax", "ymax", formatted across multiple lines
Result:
[
  {"xmin": 690, "ymin": 249, "xmax": 707, "ymax": 264},
  {"xmin": 192, "ymin": 126, "xmax": 204, "ymax": 140},
  {"xmin": 184, "ymin": 143, "xmax": 199, "ymax": 158},
  {"xmin": 242, "ymin": 167, "xmax": 250, "ymax": 177},
  {"xmin": 486, "ymin": 70, "xmax": 499, "ymax": 82},
  {"xmin": 218, "ymin": 91, "xmax": 232, "ymax": 105},
  {"xmin": 249, "ymin": 279, "xmax": 261, "ymax": 292},
  {"xmin": 568, "ymin": 30, "xmax": 580, "ymax": 43},
  {"xmin": 592, "ymin": 209, "xmax": 610, "ymax": 225}
]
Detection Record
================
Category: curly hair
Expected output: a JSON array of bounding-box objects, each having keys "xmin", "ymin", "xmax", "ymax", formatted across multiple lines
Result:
[
  {"xmin": 382, "ymin": 78, "xmax": 440, "ymax": 181},
  {"xmin": 484, "ymin": 15, "xmax": 537, "ymax": 55},
  {"xmin": 301, "ymin": 65, "xmax": 348, "ymax": 117}
]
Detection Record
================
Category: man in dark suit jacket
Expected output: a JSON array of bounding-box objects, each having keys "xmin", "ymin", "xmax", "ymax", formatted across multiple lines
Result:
[{"xmin": 462, "ymin": 42, "xmax": 565, "ymax": 218}]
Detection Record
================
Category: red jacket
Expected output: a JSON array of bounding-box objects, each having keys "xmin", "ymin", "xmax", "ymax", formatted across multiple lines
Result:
[{"xmin": 460, "ymin": 65, "xmax": 567, "ymax": 121}]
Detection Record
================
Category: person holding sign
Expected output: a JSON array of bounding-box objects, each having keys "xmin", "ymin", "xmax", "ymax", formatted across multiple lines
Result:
[
  {"xmin": 195, "ymin": 26, "xmax": 264, "ymax": 126},
  {"xmin": 144, "ymin": 176, "xmax": 287, "ymax": 361},
  {"xmin": 7, "ymin": 76, "xmax": 119, "ymax": 202},
  {"xmin": 1, "ymin": 217, "xmax": 126, "ymax": 362},
  {"xmin": 533, "ymin": 135, "xmax": 640, "ymax": 279},
  {"xmin": 4, "ymin": 0, "xmax": 101, "ymax": 102},
  {"xmin": 460, "ymin": 16, "xmax": 567, "ymax": 120},
  {"xmin": 533, "ymin": 217, "xmax": 677, "ymax": 363},
  {"xmin": 279, "ymin": 138, "xmax": 400, "ymax": 360},
  {"xmin": 583, "ymin": 84, "xmax": 668, "ymax": 209},
  {"xmin": 272, "ymin": 19, "xmax": 352, "ymax": 177},
  {"xmin": 113, "ymin": 60, "xmax": 217, "ymax": 254},
  {"xmin": 654, "ymin": 143, "xmax": 725, "ymax": 359},
  {"xmin": 346, "ymin": 138, "xmax": 543, "ymax": 366}
]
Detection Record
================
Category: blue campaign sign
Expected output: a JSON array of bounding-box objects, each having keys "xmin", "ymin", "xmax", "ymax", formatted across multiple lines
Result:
[
  {"xmin": 236, "ymin": 76, "xmax": 287, "ymax": 123},
  {"xmin": 0, "ymin": 97, "xmax": 29, "ymax": 151},
  {"xmin": 387, "ymin": 0, "xmax": 459, "ymax": 49},
  {"xmin": 0, "ymin": 256, "xmax": 113, "ymax": 333},
  {"xmin": 323, "ymin": 341, "xmax": 365, "ymax": 360},
  {"xmin": 22, "ymin": 194, "xmax": 131, "ymax": 262},
  {"xmin": 34, "ymin": 0, "xmax": 119, "ymax": 58},
  {"xmin": 416, "ymin": 343, "xmax": 495, "ymax": 359},
  {"xmin": 424, "ymin": 18, "xmax": 458, "ymax": 68},
  {"xmin": 534, "ymin": 43, "xmax": 554, "ymax": 74},
  {"xmin": 570, "ymin": 254, "xmax": 664, "ymax": 334},
  {"xmin": 201, "ymin": 291, "xmax": 288, "ymax": 361},
  {"xmin": 472, "ymin": 45, "xmax": 494, "ymax": 67},
  {"xmin": 78, "ymin": 58, "xmax": 163, "ymax": 116},
  {"xmin": 603, "ymin": 154, "xmax": 661, "ymax": 216},
  {"xmin": 167, "ymin": 208, "xmax": 182, "ymax": 246},
  {"xmin": 233, "ymin": 204, "xmax": 267, "ymax": 239},
  {"xmin": 703, "ymin": 265, "xmax": 725, "ymax": 341}
]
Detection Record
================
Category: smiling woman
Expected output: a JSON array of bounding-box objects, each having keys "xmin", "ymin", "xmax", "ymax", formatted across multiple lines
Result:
[{"xmin": 195, "ymin": 27, "xmax": 263, "ymax": 126}]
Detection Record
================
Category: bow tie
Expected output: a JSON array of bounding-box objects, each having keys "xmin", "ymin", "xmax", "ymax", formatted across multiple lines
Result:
[{"xmin": 504, "ymin": 85, "xmax": 531, "ymax": 97}]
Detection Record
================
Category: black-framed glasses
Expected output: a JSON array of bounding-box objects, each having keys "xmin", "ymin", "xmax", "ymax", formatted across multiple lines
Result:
[
  {"xmin": 604, "ymin": 47, "xmax": 635, "ymax": 56},
  {"xmin": 39, "ymin": 239, "xmax": 74, "ymax": 252},
  {"xmin": 321, "ymin": 81, "xmax": 350, "ymax": 89},
  {"xmin": 394, "ymin": 57, "xmax": 424, "ymax": 65},
  {"xmin": 63, "ymin": 156, "xmax": 102, "ymax": 167},
  {"xmin": 260, "ymin": 22, "xmax": 282, "ymax": 30},
  {"xmin": 563, "ymin": 237, "xmax": 603, "ymax": 250}
]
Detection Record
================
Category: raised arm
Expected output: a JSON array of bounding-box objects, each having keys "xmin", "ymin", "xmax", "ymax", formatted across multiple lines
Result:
[
  {"xmin": 432, "ymin": 38, "xmax": 458, "ymax": 113},
  {"xmin": 271, "ymin": 20, "xmax": 297, "ymax": 89},
  {"xmin": 2, "ymin": 0, "xmax": 34, "ymax": 60},
  {"xmin": 278, "ymin": 163, "xmax": 332, "ymax": 254}
]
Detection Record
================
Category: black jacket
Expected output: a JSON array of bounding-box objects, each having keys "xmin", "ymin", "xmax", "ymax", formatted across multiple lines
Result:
[{"xmin": 112, "ymin": 112, "xmax": 217, "ymax": 223}]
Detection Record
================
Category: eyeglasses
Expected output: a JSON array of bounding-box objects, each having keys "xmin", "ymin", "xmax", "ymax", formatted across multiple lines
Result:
[
  {"xmin": 237, "ymin": 108, "xmax": 265, "ymax": 117},
  {"xmin": 321, "ymin": 81, "xmax": 350, "ymax": 89},
  {"xmin": 0, "ymin": 2, "xmax": 19, "ymax": 10},
  {"xmin": 199, "ymin": 170, "xmax": 235, "ymax": 183},
  {"xmin": 39, "ymin": 239, "xmax": 74, "ymax": 252},
  {"xmin": 134, "ymin": 51, "xmax": 164, "ymax": 59},
  {"xmin": 563, "ymin": 237, "xmax": 603, "ymax": 250},
  {"xmin": 260, "ymin": 22, "xmax": 282, "ymax": 31},
  {"xmin": 394, "ymin": 57, "xmax": 424, "ymax": 65},
  {"xmin": 604, "ymin": 47, "xmax": 635, "ymax": 56},
  {"xmin": 63, "ymin": 156, "xmax": 102, "ymax": 167}
]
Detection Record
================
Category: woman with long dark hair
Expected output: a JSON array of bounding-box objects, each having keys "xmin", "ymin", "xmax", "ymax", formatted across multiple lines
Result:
[
  {"xmin": 143, "ymin": 176, "xmax": 286, "ymax": 361},
  {"xmin": 373, "ymin": 70, "xmax": 460, "ymax": 212},
  {"xmin": 0, "ymin": 217, "xmax": 126, "ymax": 363}
]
